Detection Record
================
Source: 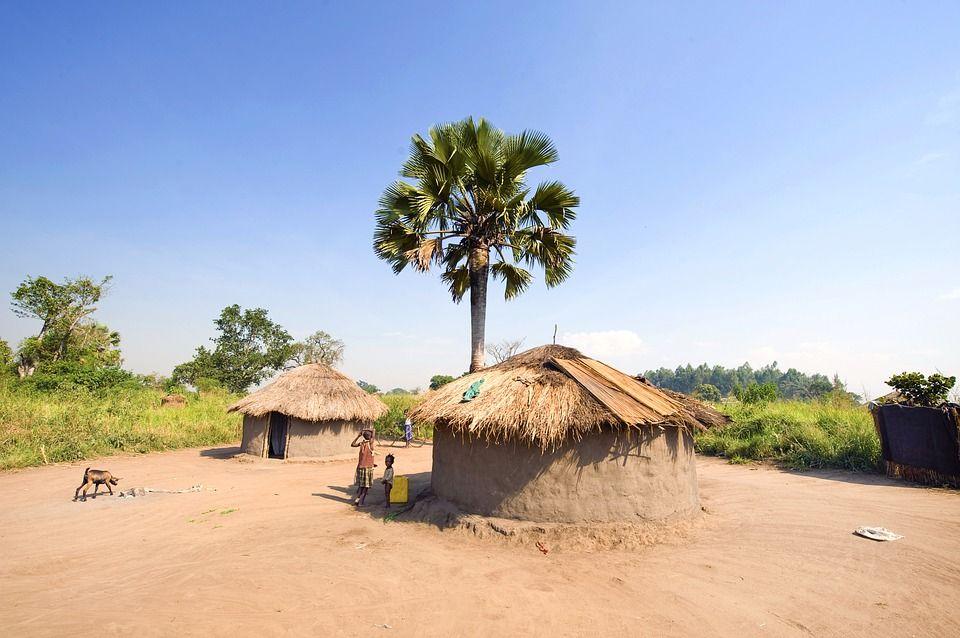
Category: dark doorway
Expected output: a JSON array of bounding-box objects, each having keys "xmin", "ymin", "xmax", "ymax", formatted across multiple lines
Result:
[{"xmin": 269, "ymin": 413, "xmax": 288, "ymax": 458}]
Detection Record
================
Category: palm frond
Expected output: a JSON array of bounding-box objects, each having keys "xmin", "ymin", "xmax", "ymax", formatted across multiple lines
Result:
[
  {"xmin": 524, "ymin": 180, "xmax": 579, "ymax": 229},
  {"xmin": 503, "ymin": 130, "xmax": 558, "ymax": 181},
  {"xmin": 441, "ymin": 265, "xmax": 470, "ymax": 303},
  {"xmin": 404, "ymin": 237, "xmax": 442, "ymax": 272},
  {"xmin": 459, "ymin": 117, "xmax": 504, "ymax": 187},
  {"xmin": 491, "ymin": 261, "xmax": 533, "ymax": 300},
  {"xmin": 514, "ymin": 226, "xmax": 576, "ymax": 287},
  {"xmin": 376, "ymin": 117, "xmax": 580, "ymax": 303}
]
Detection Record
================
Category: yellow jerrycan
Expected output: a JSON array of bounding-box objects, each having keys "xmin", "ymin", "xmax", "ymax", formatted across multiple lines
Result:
[{"xmin": 389, "ymin": 475, "xmax": 408, "ymax": 504}]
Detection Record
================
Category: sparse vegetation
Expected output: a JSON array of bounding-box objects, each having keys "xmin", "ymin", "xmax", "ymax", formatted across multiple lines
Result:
[
  {"xmin": 695, "ymin": 399, "xmax": 880, "ymax": 472},
  {"xmin": 486, "ymin": 338, "xmax": 525, "ymax": 364}
]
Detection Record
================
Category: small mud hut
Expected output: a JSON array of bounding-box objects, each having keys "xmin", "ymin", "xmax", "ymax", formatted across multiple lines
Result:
[
  {"xmin": 409, "ymin": 345, "xmax": 706, "ymax": 524},
  {"xmin": 229, "ymin": 364, "xmax": 387, "ymax": 460}
]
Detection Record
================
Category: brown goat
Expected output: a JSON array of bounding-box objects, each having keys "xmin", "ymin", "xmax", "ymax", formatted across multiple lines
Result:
[{"xmin": 73, "ymin": 467, "xmax": 121, "ymax": 501}]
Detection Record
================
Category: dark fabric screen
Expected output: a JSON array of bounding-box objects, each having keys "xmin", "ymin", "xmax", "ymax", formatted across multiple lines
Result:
[{"xmin": 873, "ymin": 404, "xmax": 960, "ymax": 477}]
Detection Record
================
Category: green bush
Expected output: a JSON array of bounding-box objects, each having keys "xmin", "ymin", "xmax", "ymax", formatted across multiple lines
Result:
[
  {"xmin": 733, "ymin": 381, "xmax": 779, "ymax": 404},
  {"xmin": 193, "ymin": 377, "xmax": 225, "ymax": 393},
  {"xmin": 20, "ymin": 361, "xmax": 139, "ymax": 392},
  {"xmin": 693, "ymin": 383, "xmax": 721, "ymax": 402},
  {"xmin": 695, "ymin": 400, "xmax": 880, "ymax": 471},
  {"xmin": 430, "ymin": 374, "xmax": 455, "ymax": 390},
  {"xmin": 374, "ymin": 394, "xmax": 429, "ymax": 439}
]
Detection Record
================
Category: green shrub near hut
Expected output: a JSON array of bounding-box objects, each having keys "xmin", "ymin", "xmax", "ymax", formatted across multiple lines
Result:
[{"xmin": 695, "ymin": 399, "xmax": 880, "ymax": 471}]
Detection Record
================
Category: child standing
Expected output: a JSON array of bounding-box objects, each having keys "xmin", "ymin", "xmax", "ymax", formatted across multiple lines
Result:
[
  {"xmin": 382, "ymin": 454, "xmax": 395, "ymax": 508},
  {"xmin": 350, "ymin": 429, "xmax": 375, "ymax": 506}
]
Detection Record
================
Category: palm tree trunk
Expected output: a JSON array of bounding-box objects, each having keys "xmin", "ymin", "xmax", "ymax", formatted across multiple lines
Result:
[{"xmin": 468, "ymin": 246, "xmax": 490, "ymax": 372}]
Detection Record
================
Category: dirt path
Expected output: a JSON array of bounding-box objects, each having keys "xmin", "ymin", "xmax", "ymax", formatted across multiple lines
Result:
[{"xmin": 1, "ymin": 445, "xmax": 958, "ymax": 637}]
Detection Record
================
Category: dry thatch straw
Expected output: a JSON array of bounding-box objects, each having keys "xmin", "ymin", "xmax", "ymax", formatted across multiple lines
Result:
[
  {"xmin": 409, "ymin": 344, "xmax": 700, "ymax": 449},
  {"xmin": 228, "ymin": 364, "xmax": 388, "ymax": 423},
  {"xmin": 634, "ymin": 378, "xmax": 731, "ymax": 431}
]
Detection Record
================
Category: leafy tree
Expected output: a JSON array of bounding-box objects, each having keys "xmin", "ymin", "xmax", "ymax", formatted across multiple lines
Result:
[
  {"xmin": 373, "ymin": 117, "xmax": 579, "ymax": 372},
  {"xmin": 171, "ymin": 345, "xmax": 218, "ymax": 386},
  {"xmin": 693, "ymin": 383, "xmax": 721, "ymax": 402},
  {"xmin": 288, "ymin": 330, "xmax": 345, "ymax": 367},
  {"xmin": 357, "ymin": 380, "xmax": 379, "ymax": 394},
  {"xmin": 62, "ymin": 322, "xmax": 122, "ymax": 367},
  {"xmin": 173, "ymin": 305, "xmax": 294, "ymax": 393},
  {"xmin": 886, "ymin": 372, "xmax": 956, "ymax": 407},
  {"xmin": 10, "ymin": 275, "xmax": 112, "ymax": 376},
  {"xmin": 430, "ymin": 374, "xmax": 455, "ymax": 390},
  {"xmin": 486, "ymin": 338, "xmax": 525, "ymax": 364}
]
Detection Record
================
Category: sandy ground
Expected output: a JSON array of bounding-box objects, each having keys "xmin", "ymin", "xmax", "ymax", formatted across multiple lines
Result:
[{"xmin": 1, "ymin": 445, "xmax": 959, "ymax": 638}]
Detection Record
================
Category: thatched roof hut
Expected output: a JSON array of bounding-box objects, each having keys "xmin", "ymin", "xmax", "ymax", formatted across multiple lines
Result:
[
  {"xmin": 410, "ymin": 345, "xmax": 702, "ymax": 523},
  {"xmin": 229, "ymin": 364, "xmax": 387, "ymax": 459}
]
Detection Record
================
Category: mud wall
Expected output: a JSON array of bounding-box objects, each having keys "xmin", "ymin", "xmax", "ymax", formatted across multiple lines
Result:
[
  {"xmin": 286, "ymin": 418, "xmax": 365, "ymax": 458},
  {"xmin": 431, "ymin": 426, "xmax": 699, "ymax": 523},
  {"xmin": 240, "ymin": 415, "xmax": 268, "ymax": 457}
]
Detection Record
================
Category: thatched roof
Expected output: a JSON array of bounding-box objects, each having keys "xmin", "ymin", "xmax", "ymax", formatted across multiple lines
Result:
[
  {"xmin": 634, "ymin": 377, "xmax": 731, "ymax": 430},
  {"xmin": 408, "ymin": 344, "xmax": 699, "ymax": 448},
  {"xmin": 228, "ymin": 364, "xmax": 388, "ymax": 423}
]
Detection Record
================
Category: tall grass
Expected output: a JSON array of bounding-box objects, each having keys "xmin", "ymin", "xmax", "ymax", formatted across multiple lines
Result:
[
  {"xmin": 0, "ymin": 380, "xmax": 241, "ymax": 470},
  {"xmin": 695, "ymin": 399, "xmax": 881, "ymax": 472}
]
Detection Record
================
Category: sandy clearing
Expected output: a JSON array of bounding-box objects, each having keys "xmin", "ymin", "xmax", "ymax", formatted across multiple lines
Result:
[{"xmin": 0, "ymin": 445, "xmax": 958, "ymax": 637}]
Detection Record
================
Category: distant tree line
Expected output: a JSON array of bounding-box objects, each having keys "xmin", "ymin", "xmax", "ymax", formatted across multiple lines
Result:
[{"xmin": 642, "ymin": 362, "xmax": 851, "ymax": 401}]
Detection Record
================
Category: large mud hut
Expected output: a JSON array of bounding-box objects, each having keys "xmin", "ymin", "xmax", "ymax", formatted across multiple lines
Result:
[
  {"xmin": 410, "ymin": 345, "xmax": 712, "ymax": 524},
  {"xmin": 229, "ymin": 364, "xmax": 387, "ymax": 459}
]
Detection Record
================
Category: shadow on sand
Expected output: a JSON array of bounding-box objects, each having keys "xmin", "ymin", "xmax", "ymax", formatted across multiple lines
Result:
[
  {"xmin": 777, "ymin": 464, "xmax": 942, "ymax": 489},
  {"xmin": 199, "ymin": 446, "xmax": 243, "ymax": 460},
  {"xmin": 313, "ymin": 471, "xmax": 434, "ymax": 516}
]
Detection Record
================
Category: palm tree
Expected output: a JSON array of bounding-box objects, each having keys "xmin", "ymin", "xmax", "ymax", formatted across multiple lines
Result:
[{"xmin": 373, "ymin": 117, "xmax": 579, "ymax": 372}]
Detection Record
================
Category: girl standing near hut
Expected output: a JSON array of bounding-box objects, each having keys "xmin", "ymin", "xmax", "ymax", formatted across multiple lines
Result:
[{"xmin": 351, "ymin": 429, "xmax": 375, "ymax": 506}]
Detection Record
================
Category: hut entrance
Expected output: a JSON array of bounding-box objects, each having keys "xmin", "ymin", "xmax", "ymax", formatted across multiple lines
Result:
[{"xmin": 268, "ymin": 412, "xmax": 288, "ymax": 458}]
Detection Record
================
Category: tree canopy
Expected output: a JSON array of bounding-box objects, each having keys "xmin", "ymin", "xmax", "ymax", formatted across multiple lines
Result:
[
  {"xmin": 357, "ymin": 380, "xmax": 379, "ymax": 394},
  {"xmin": 429, "ymin": 374, "xmax": 455, "ymax": 390},
  {"xmin": 373, "ymin": 117, "xmax": 579, "ymax": 372},
  {"xmin": 885, "ymin": 372, "xmax": 955, "ymax": 407},
  {"xmin": 9, "ymin": 275, "xmax": 115, "ymax": 377},
  {"xmin": 173, "ymin": 305, "xmax": 294, "ymax": 393},
  {"xmin": 288, "ymin": 330, "xmax": 345, "ymax": 367}
]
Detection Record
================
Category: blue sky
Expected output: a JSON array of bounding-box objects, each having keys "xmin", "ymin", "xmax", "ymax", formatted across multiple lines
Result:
[{"xmin": 1, "ymin": 1, "xmax": 958, "ymax": 397}]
